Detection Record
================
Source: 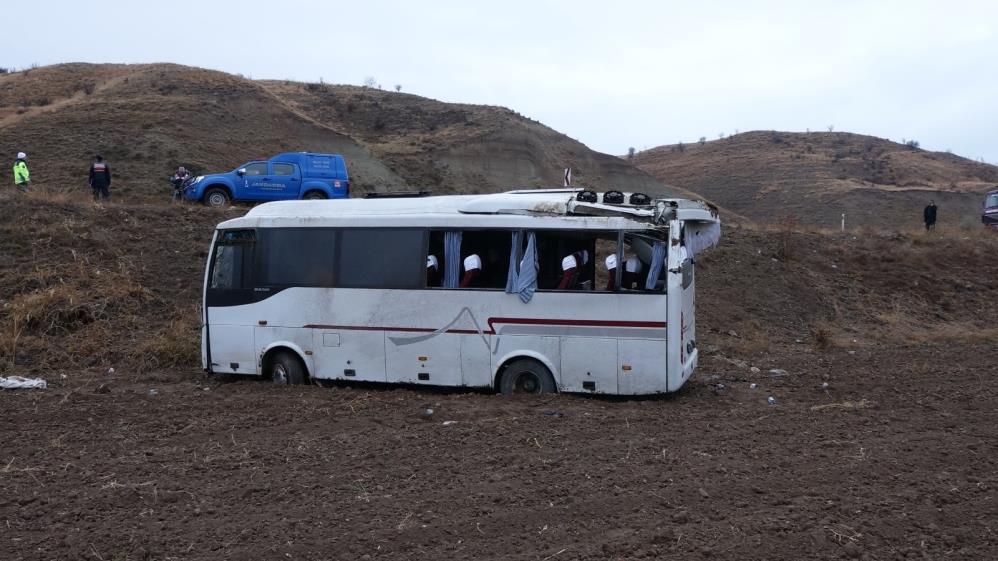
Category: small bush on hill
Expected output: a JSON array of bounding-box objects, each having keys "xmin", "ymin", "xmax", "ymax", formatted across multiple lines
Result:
[
  {"xmin": 305, "ymin": 79, "xmax": 327, "ymax": 92},
  {"xmin": 775, "ymin": 214, "xmax": 800, "ymax": 260}
]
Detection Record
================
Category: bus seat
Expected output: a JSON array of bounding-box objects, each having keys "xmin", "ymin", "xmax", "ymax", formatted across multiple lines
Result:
[
  {"xmin": 426, "ymin": 254, "xmax": 440, "ymax": 287},
  {"xmin": 557, "ymin": 250, "xmax": 589, "ymax": 290},
  {"xmin": 460, "ymin": 254, "xmax": 482, "ymax": 288},
  {"xmin": 621, "ymin": 255, "xmax": 643, "ymax": 290},
  {"xmin": 605, "ymin": 253, "xmax": 618, "ymax": 291}
]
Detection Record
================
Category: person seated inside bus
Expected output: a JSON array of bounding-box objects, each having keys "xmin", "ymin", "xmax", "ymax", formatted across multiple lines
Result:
[
  {"xmin": 557, "ymin": 249, "xmax": 590, "ymax": 290},
  {"xmin": 426, "ymin": 254, "xmax": 440, "ymax": 287},
  {"xmin": 459, "ymin": 253, "xmax": 482, "ymax": 288},
  {"xmin": 621, "ymin": 255, "xmax": 643, "ymax": 290}
]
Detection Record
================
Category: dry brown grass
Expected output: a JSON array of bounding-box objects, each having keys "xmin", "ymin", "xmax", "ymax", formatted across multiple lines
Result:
[
  {"xmin": 0, "ymin": 245, "xmax": 156, "ymax": 373},
  {"xmin": 136, "ymin": 305, "xmax": 202, "ymax": 372},
  {"xmin": 811, "ymin": 321, "xmax": 836, "ymax": 350},
  {"xmin": 21, "ymin": 186, "xmax": 80, "ymax": 205},
  {"xmin": 774, "ymin": 214, "xmax": 800, "ymax": 260}
]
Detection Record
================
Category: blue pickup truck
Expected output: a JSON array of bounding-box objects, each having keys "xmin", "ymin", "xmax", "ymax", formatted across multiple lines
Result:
[{"xmin": 184, "ymin": 152, "xmax": 350, "ymax": 206}]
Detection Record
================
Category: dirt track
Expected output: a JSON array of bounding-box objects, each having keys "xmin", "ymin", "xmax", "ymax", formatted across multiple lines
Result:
[{"xmin": 3, "ymin": 340, "xmax": 996, "ymax": 560}]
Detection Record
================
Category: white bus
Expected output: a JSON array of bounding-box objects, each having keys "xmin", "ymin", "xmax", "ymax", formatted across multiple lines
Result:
[{"xmin": 201, "ymin": 189, "xmax": 720, "ymax": 395}]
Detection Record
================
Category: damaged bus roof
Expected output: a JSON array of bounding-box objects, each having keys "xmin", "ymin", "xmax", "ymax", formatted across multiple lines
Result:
[{"xmin": 219, "ymin": 189, "xmax": 720, "ymax": 230}]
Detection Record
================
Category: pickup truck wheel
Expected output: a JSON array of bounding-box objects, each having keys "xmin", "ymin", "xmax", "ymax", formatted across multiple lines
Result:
[
  {"xmin": 204, "ymin": 187, "xmax": 230, "ymax": 207},
  {"xmin": 303, "ymin": 191, "xmax": 328, "ymax": 200}
]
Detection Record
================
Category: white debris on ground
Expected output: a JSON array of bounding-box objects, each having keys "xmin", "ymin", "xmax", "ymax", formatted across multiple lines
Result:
[{"xmin": 0, "ymin": 376, "xmax": 48, "ymax": 390}]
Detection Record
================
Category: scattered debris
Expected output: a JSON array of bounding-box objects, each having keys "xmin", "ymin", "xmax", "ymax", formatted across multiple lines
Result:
[
  {"xmin": 107, "ymin": 367, "xmax": 115, "ymax": 375},
  {"xmin": 441, "ymin": 420, "xmax": 458, "ymax": 426},
  {"xmin": 420, "ymin": 407, "xmax": 434, "ymax": 420},
  {"xmin": 769, "ymin": 369, "xmax": 789, "ymax": 378},
  {"xmin": 767, "ymin": 396, "xmax": 777, "ymax": 405},
  {"xmin": 0, "ymin": 376, "xmax": 48, "ymax": 390},
  {"xmin": 750, "ymin": 366, "xmax": 760, "ymax": 374},
  {"xmin": 749, "ymin": 383, "xmax": 758, "ymax": 389},
  {"xmin": 718, "ymin": 356, "xmax": 749, "ymax": 369},
  {"xmin": 542, "ymin": 410, "xmax": 563, "ymax": 417},
  {"xmin": 95, "ymin": 383, "xmax": 111, "ymax": 394},
  {"xmin": 147, "ymin": 389, "xmax": 159, "ymax": 396}
]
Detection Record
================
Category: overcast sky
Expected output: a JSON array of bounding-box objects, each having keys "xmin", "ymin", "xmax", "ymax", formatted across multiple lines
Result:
[{"xmin": 6, "ymin": 0, "xmax": 997, "ymax": 162}]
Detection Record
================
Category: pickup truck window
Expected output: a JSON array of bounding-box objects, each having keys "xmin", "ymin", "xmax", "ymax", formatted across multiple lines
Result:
[
  {"xmin": 244, "ymin": 163, "xmax": 268, "ymax": 176},
  {"xmin": 273, "ymin": 163, "xmax": 295, "ymax": 176}
]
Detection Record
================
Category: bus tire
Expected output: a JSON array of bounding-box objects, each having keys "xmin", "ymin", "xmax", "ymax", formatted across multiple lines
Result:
[
  {"xmin": 204, "ymin": 187, "xmax": 231, "ymax": 208},
  {"xmin": 303, "ymin": 190, "xmax": 328, "ymax": 200},
  {"xmin": 269, "ymin": 351, "xmax": 308, "ymax": 385},
  {"xmin": 499, "ymin": 358, "xmax": 556, "ymax": 395}
]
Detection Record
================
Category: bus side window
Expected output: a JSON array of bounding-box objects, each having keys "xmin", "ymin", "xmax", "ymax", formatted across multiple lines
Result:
[
  {"xmin": 427, "ymin": 231, "xmax": 446, "ymax": 288},
  {"xmin": 256, "ymin": 228, "xmax": 337, "ymax": 287},
  {"xmin": 457, "ymin": 230, "xmax": 510, "ymax": 289},
  {"xmin": 620, "ymin": 234, "xmax": 661, "ymax": 292},
  {"xmin": 338, "ymin": 229, "xmax": 425, "ymax": 289},
  {"xmin": 536, "ymin": 231, "xmax": 597, "ymax": 290}
]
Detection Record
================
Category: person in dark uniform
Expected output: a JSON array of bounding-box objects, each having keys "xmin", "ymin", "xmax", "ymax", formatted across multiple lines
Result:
[
  {"xmin": 923, "ymin": 201, "xmax": 938, "ymax": 231},
  {"xmin": 89, "ymin": 155, "xmax": 111, "ymax": 201}
]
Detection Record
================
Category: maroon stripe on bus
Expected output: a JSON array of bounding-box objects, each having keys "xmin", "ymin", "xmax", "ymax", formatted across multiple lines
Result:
[
  {"xmin": 487, "ymin": 317, "xmax": 666, "ymax": 330},
  {"xmin": 303, "ymin": 317, "xmax": 666, "ymax": 334},
  {"xmin": 302, "ymin": 324, "xmax": 479, "ymax": 334}
]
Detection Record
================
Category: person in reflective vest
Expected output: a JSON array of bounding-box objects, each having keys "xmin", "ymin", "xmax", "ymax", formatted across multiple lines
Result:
[
  {"xmin": 89, "ymin": 155, "xmax": 112, "ymax": 201},
  {"xmin": 13, "ymin": 152, "xmax": 30, "ymax": 190}
]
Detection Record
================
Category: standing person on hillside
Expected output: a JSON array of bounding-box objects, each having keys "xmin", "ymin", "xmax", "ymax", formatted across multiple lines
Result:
[
  {"xmin": 12, "ymin": 152, "xmax": 30, "ymax": 191},
  {"xmin": 923, "ymin": 200, "xmax": 938, "ymax": 231},
  {"xmin": 170, "ymin": 166, "xmax": 190, "ymax": 202},
  {"xmin": 89, "ymin": 155, "xmax": 111, "ymax": 202}
]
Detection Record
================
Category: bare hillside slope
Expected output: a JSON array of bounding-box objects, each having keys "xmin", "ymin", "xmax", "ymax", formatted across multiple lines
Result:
[
  {"xmin": 633, "ymin": 131, "xmax": 998, "ymax": 228},
  {"xmin": 0, "ymin": 63, "xmax": 683, "ymax": 199}
]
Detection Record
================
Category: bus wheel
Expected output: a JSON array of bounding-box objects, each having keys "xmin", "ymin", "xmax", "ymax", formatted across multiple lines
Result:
[
  {"xmin": 204, "ymin": 187, "xmax": 231, "ymax": 207},
  {"xmin": 499, "ymin": 359, "xmax": 556, "ymax": 395},
  {"xmin": 269, "ymin": 351, "xmax": 308, "ymax": 385},
  {"xmin": 303, "ymin": 191, "xmax": 327, "ymax": 200}
]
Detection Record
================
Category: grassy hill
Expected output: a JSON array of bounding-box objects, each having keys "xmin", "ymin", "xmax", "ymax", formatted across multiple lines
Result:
[
  {"xmin": 633, "ymin": 131, "xmax": 998, "ymax": 229},
  {"xmin": 0, "ymin": 63, "xmax": 683, "ymax": 200}
]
